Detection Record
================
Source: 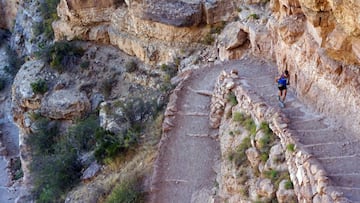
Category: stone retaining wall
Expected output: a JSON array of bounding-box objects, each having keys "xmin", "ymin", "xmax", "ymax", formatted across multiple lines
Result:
[{"xmin": 212, "ymin": 71, "xmax": 350, "ymax": 203}]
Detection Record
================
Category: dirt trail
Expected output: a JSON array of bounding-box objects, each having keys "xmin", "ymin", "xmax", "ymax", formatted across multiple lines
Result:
[{"xmin": 150, "ymin": 56, "xmax": 360, "ymax": 202}]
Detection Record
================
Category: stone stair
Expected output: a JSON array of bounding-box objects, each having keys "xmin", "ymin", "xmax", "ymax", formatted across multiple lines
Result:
[
  {"xmin": 226, "ymin": 58, "xmax": 360, "ymax": 202},
  {"xmin": 149, "ymin": 69, "xmax": 220, "ymax": 203},
  {"xmin": 150, "ymin": 56, "xmax": 360, "ymax": 202}
]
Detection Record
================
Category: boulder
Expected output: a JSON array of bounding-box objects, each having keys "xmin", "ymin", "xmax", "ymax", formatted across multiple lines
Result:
[
  {"xmin": 245, "ymin": 147, "xmax": 260, "ymax": 168},
  {"xmin": 141, "ymin": 0, "xmax": 202, "ymax": 27},
  {"xmin": 276, "ymin": 179, "xmax": 297, "ymax": 203},
  {"xmin": 256, "ymin": 178, "xmax": 275, "ymax": 199},
  {"xmin": 41, "ymin": 88, "xmax": 90, "ymax": 120},
  {"xmin": 202, "ymin": 0, "xmax": 235, "ymax": 25},
  {"xmin": 81, "ymin": 161, "xmax": 101, "ymax": 181},
  {"xmin": 278, "ymin": 14, "xmax": 305, "ymax": 44},
  {"xmin": 218, "ymin": 22, "xmax": 248, "ymax": 51},
  {"xmin": 218, "ymin": 22, "xmax": 249, "ymax": 61},
  {"xmin": 12, "ymin": 60, "xmax": 45, "ymax": 111},
  {"xmin": 264, "ymin": 143, "xmax": 288, "ymax": 172}
]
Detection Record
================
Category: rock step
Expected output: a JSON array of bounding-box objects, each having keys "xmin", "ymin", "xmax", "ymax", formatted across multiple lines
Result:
[
  {"xmin": 318, "ymin": 156, "xmax": 360, "ymax": 174},
  {"xmin": 152, "ymin": 180, "xmax": 194, "ymax": 203},
  {"xmin": 175, "ymin": 115, "xmax": 212, "ymax": 134},
  {"xmin": 294, "ymin": 131, "xmax": 348, "ymax": 145},
  {"xmin": 334, "ymin": 187, "xmax": 360, "ymax": 202},
  {"xmin": 288, "ymin": 120, "xmax": 328, "ymax": 130},
  {"xmin": 329, "ymin": 174, "xmax": 360, "ymax": 188},
  {"xmin": 303, "ymin": 141, "xmax": 360, "ymax": 158}
]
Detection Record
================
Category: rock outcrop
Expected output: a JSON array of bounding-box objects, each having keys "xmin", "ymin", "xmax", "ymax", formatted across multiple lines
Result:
[
  {"xmin": 11, "ymin": 0, "xmax": 43, "ymax": 56},
  {"xmin": 0, "ymin": 0, "xmax": 19, "ymax": 30},
  {"xmin": 53, "ymin": 0, "xmax": 235, "ymax": 64},
  {"xmin": 141, "ymin": 0, "xmax": 203, "ymax": 27},
  {"xmin": 40, "ymin": 88, "xmax": 90, "ymax": 120}
]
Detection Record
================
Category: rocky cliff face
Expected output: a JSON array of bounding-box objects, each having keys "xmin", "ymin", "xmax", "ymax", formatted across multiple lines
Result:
[
  {"xmin": 216, "ymin": 0, "xmax": 360, "ymax": 134},
  {"xmin": 270, "ymin": 0, "xmax": 360, "ymax": 133},
  {"xmin": 53, "ymin": 0, "xmax": 235, "ymax": 64}
]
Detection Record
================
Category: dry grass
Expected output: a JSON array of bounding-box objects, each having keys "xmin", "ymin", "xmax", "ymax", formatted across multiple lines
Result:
[{"xmin": 66, "ymin": 112, "xmax": 164, "ymax": 202}]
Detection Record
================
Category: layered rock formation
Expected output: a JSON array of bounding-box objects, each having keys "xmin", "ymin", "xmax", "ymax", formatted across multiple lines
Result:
[{"xmin": 53, "ymin": 0, "xmax": 235, "ymax": 64}]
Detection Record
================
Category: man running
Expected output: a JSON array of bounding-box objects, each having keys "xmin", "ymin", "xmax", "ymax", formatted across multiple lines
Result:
[{"xmin": 276, "ymin": 70, "xmax": 289, "ymax": 104}]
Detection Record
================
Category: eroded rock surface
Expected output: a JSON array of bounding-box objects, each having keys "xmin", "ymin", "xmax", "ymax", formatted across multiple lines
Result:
[
  {"xmin": 142, "ymin": 0, "xmax": 202, "ymax": 27},
  {"xmin": 0, "ymin": 0, "xmax": 19, "ymax": 29}
]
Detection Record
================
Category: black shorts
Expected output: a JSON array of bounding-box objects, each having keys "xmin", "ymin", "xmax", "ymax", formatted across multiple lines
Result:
[{"xmin": 278, "ymin": 86, "xmax": 287, "ymax": 91}]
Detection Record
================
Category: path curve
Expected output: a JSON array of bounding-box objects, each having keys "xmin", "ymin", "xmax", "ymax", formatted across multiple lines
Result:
[{"xmin": 150, "ymin": 56, "xmax": 360, "ymax": 202}]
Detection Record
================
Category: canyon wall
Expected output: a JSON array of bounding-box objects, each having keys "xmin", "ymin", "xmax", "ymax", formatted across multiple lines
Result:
[
  {"xmin": 217, "ymin": 0, "xmax": 360, "ymax": 134},
  {"xmin": 53, "ymin": 0, "xmax": 236, "ymax": 64},
  {"xmin": 270, "ymin": 0, "xmax": 360, "ymax": 134}
]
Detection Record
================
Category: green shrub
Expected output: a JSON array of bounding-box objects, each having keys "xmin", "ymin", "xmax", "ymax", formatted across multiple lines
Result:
[
  {"xmin": 160, "ymin": 63, "xmax": 177, "ymax": 78},
  {"xmin": 38, "ymin": 41, "xmax": 84, "ymax": 72},
  {"xmin": 31, "ymin": 79, "xmax": 48, "ymax": 94},
  {"xmin": 125, "ymin": 60, "xmax": 138, "ymax": 73},
  {"xmin": 284, "ymin": 180, "xmax": 294, "ymax": 190},
  {"xmin": 233, "ymin": 112, "xmax": 245, "ymax": 122},
  {"xmin": 202, "ymin": 33, "xmax": 215, "ymax": 45},
  {"xmin": 120, "ymin": 97, "xmax": 158, "ymax": 124},
  {"xmin": 94, "ymin": 127, "xmax": 139, "ymax": 162},
  {"xmin": 260, "ymin": 122, "xmax": 272, "ymax": 135},
  {"xmin": 274, "ymin": 172, "xmax": 291, "ymax": 190},
  {"xmin": 31, "ymin": 150, "xmax": 82, "ymax": 202},
  {"xmin": 0, "ymin": 29, "xmax": 9, "ymax": 45},
  {"xmin": 4, "ymin": 46, "xmax": 24, "ymax": 76},
  {"xmin": 264, "ymin": 169, "xmax": 279, "ymax": 181},
  {"xmin": 80, "ymin": 60, "xmax": 90, "ymax": 69},
  {"xmin": 227, "ymin": 92, "xmax": 238, "ymax": 106},
  {"xmin": 243, "ymin": 118, "xmax": 256, "ymax": 136},
  {"xmin": 28, "ymin": 116, "xmax": 82, "ymax": 202},
  {"xmin": 240, "ymin": 185, "xmax": 249, "ymax": 197},
  {"xmin": 34, "ymin": 0, "xmax": 60, "ymax": 39},
  {"xmin": 11, "ymin": 157, "xmax": 23, "ymax": 181},
  {"xmin": 210, "ymin": 21, "xmax": 226, "ymax": 34},
  {"xmin": 159, "ymin": 82, "xmax": 174, "ymax": 93},
  {"xmin": 229, "ymin": 136, "xmax": 251, "ymax": 167},
  {"xmin": 106, "ymin": 178, "xmax": 144, "ymax": 203},
  {"xmin": 248, "ymin": 13, "xmax": 259, "ymax": 20},
  {"xmin": 66, "ymin": 115, "xmax": 98, "ymax": 151},
  {"xmin": 0, "ymin": 77, "xmax": 5, "ymax": 91},
  {"xmin": 258, "ymin": 134, "xmax": 271, "ymax": 151},
  {"xmin": 100, "ymin": 79, "xmax": 116, "ymax": 99},
  {"xmin": 260, "ymin": 152, "xmax": 269, "ymax": 163},
  {"xmin": 287, "ymin": 143, "xmax": 295, "ymax": 152},
  {"xmin": 27, "ymin": 117, "xmax": 59, "ymax": 155}
]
